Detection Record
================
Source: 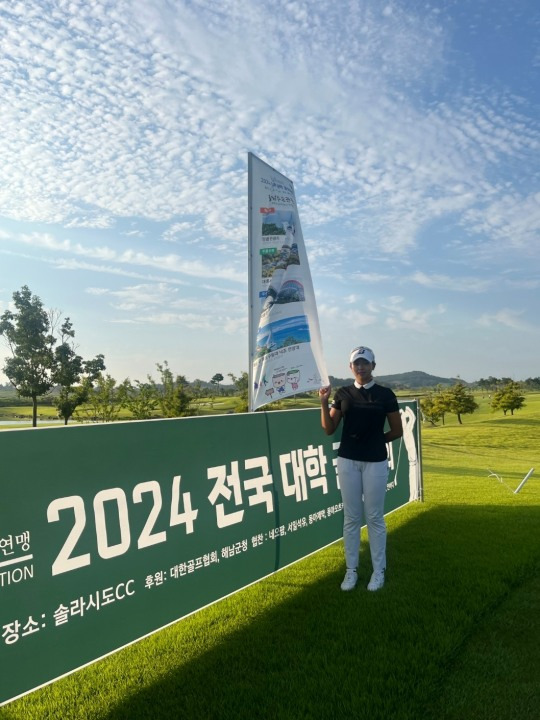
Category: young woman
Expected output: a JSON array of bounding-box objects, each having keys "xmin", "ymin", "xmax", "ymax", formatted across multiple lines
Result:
[{"xmin": 319, "ymin": 346, "xmax": 403, "ymax": 591}]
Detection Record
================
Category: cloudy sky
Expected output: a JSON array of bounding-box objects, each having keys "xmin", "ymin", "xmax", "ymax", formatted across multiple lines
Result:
[{"xmin": 0, "ymin": 0, "xmax": 539, "ymax": 387}]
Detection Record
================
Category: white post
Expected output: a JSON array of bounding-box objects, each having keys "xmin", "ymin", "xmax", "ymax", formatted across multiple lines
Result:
[{"xmin": 514, "ymin": 468, "xmax": 535, "ymax": 494}]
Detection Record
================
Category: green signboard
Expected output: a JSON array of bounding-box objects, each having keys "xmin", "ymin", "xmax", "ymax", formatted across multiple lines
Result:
[{"xmin": 0, "ymin": 403, "xmax": 420, "ymax": 706}]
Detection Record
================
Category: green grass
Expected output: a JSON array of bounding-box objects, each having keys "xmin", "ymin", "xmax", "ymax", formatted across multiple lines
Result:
[
  {"xmin": 1, "ymin": 397, "xmax": 539, "ymax": 719},
  {"xmin": 0, "ymin": 405, "xmax": 63, "ymax": 430},
  {"xmin": 426, "ymin": 574, "xmax": 540, "ymax": 720},
  {"xmin": 0, "ymin": 405, "xmax": 59, "ymax": 420}
]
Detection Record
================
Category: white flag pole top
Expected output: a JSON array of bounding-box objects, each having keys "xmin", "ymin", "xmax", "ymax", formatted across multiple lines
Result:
[{"xmin": 248, "ymin": 153, "xmax": 329, "ymax": 412}]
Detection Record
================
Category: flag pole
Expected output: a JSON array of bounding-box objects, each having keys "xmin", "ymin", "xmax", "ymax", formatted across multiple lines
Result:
[{"xmin": 247, "ymin": 152, "xmax": 255, "ymax": 412}]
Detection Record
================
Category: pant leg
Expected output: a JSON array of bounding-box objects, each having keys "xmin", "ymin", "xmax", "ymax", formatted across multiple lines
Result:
[
  {"xmin": 337, "ymin": 457, "xmax": 363, "ymax": 570},
  {"xmin": 361, "ymin": 460, "xmax": 389, "ymax": 573}
]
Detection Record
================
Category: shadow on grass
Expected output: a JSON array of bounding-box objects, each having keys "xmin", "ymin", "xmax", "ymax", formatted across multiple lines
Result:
[
  {"xmin": 93, "ymin": 504, "xmax": 540, "ymax": 720},
  {"xmin": 425, "ymin": 573, "xmax": 540, "ymax": 720},
  {"xmin": 422, "ymin": 464, "xmax": 491, "ymax": 477},
  {"xmin": 484, "ymin": 417, "xmax": 539, "ymax": 427}
]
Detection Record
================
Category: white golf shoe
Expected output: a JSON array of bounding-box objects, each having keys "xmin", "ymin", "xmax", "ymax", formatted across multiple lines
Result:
[
  {"xmin": 367, "ymin": 570, "xmax": 385, "ymax": 591},
  {"xmin": 340, "ymin": 568, "xmax": 358, "ymax": 591}
]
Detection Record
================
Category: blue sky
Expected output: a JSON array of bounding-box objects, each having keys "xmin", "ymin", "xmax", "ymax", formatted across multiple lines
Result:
[{"xmin": 0, "ymin": 0, "xmax": 539, "ymax": 386}]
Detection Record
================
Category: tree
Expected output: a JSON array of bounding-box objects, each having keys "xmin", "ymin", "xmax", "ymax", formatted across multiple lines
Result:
[
  {"xmin": 211, "ymin": 373, "xmax": 224, "ymax": 396},
  {"xmin": 228, "ymin": 371, "xmax": 248, "ymax": 413},
  {"xmin": 120, "ymin": 378, "xmax": 158, "ymax": 420},
  {"xmin": 0, "ymin": 286, "xmax": 56, "ymax": 427},
  {"xmin": 420, "ymin": 392, "xmax": 442, "ymax": 425},
  {"xmin": 83, "ymin": 374, "xmax": 124, "ymax": 423},
  {"xmin": 476, "ymin": 378, "xmax": 492, "ymax": 394},
  {"xmin": 55, "ymin": 378, "xmax": 92, "ymax": 425},
  {"xmin": 189, "ymin": 379, "xmax": 204, "ymax": 415},
  {"xmin": 150, "ymin": 362, "xmax": 192, "ymax": 418},
  {"xmin": 52, "ymin": 317, "xmax": 106, "ymax": 424},
  {"xmin": 446, "ymin": 382, "xmax": 478, "ymax": 424},
  {"xmin": 491, "ymin": 382, "xmax": 526, "ymax": 416},
  {"xmin": 432, "ymin": 385, "xmax": 453, "ymax": 425},
  {"xmin": 419, "ymin": 385, "xmax": 452, "ymax": 425},
  {"xmin": 191, "ymin": 379, "xmax": 202, "ymax": 397}
]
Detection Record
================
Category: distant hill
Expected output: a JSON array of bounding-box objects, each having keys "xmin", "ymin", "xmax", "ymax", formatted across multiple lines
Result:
[{"xmin": 329, "ymin": 371, "xmax": 466, "ymax": 390}]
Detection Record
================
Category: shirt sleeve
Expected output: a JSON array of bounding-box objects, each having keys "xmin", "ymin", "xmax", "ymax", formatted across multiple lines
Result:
[
  {"xmin": 385, "ymin": 390, "xmax": 399, "ymax": 413},
  {"xmin": 330, "ymin": 388, "xmax": 343, "ymax": 410}
]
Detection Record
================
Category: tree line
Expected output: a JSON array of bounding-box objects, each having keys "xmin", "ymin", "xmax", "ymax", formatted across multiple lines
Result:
[
  {"xmin": 420, "ymin": 381, "xmax": 526, "ymax": 425},
  {"xmin": 0, "ymin": 286, "xmax": 248, "ymax": 426},
  {"xmin": 476, "ymin": 376, "xmax": 540, "ymax": 392}
]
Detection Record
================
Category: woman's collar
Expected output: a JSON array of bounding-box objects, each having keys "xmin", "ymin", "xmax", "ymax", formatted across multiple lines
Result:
[{"xmin": 354, "ymin": 379, "xmax": 375, "ymax": 390}]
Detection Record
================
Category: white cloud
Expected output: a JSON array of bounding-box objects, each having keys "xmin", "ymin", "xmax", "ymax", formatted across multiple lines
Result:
[
  {"xmin": 85, "ymin": 287, "xmax": 109, "ymax": 296},
  {"xmin": 129, "ymin": 313, "xmax": 215, "ymax": 329},
  {"xmin": 81, "ymin": 279, "xmax": 246, "ymax": 338},
  {"xmin": 462, "ymin": 192, "xmax": 540, "ymax": 252},
  {"xmin": 64, "ymin": 216, "xmax": 115, "ymax": 229},
  {"xmin": 163, "ymin": 222, "xmax": 199, "ymax": 244},
  {"xmin": 8, "ymin": 232, "xmax": 244, "ymax": 283},
  {"xmin": 0, "ymin": 0, "xmax": 537, "ymax": 260},
  {"xmin": 477, "ymin": 309, "xmax": 536, "ymax": 332},
  {"xmin": 352, "ymin": 272, "xmax": 391, "ymax": 283},
  {"xmin": 380, "ymin": 297, "xmax": 446, "ymax": 332},
  {"xmin": 319, "ymin": 302, "xmax": 378, "ymax": 328},
  {"xmin": 409, "ymin": 271, "xmax": 492, "ymax": 292},
  {"xmin": 503, "ymin": 278, "xmax": 540, "ymax": 290}
]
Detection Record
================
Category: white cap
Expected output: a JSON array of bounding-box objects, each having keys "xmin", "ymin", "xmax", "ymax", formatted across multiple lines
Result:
[{"xmin": 349, "ymin": 346, "xmax": 375, "ymax": 364}]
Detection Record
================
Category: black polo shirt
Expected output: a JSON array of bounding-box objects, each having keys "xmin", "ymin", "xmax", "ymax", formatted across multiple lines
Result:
[{"xmin": 331, "ymin": 383, "xmax": 399, "ymax": 462}]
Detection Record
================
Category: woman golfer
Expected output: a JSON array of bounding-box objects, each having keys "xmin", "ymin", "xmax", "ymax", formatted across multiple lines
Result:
[{"xmin": 319, "ymin": 346, "xmax": 403, "ymax": 591}]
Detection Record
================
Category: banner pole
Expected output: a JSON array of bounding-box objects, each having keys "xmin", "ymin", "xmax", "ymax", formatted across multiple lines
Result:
[
  {"xmin": 247, "ymin": 152, "xmax": 255, "ymax": 412},
  {"xmin": 416, "ymin": 398, "xmax": 424, "ymax": 502}
]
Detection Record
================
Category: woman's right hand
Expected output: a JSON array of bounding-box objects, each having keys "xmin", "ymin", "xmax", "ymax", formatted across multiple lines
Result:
[{"xmin": 319, "ymin": 385, "xmax": 332, "ymax": 403}]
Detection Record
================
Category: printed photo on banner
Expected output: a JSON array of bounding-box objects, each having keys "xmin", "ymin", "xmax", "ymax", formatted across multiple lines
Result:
[{"xmin": 255, "ymin": 315, "xmax": 310, "ymax": 360}]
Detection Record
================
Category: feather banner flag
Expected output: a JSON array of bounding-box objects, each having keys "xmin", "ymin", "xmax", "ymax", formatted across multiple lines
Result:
[{"xmin": 248, "ymin": 153, "xmax": 328, "ymax": 412}]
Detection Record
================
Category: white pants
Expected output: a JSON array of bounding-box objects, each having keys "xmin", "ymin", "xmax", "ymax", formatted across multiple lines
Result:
[{"xmin": 337, "ymin": 457, "xmax": 388, "ymax": 573}]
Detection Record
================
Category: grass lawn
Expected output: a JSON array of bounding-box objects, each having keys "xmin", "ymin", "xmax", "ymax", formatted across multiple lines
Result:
[
  {"xmin": 0, "ymin": 405, "xmax": 64, "ymax": 430},
  {"xmin": 0, "ymin": 395, "xmax": 243, "ymax": 428},
  {"xmin": 1, "ymin": 395, "xmax": 539, "ymax": 719}
]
